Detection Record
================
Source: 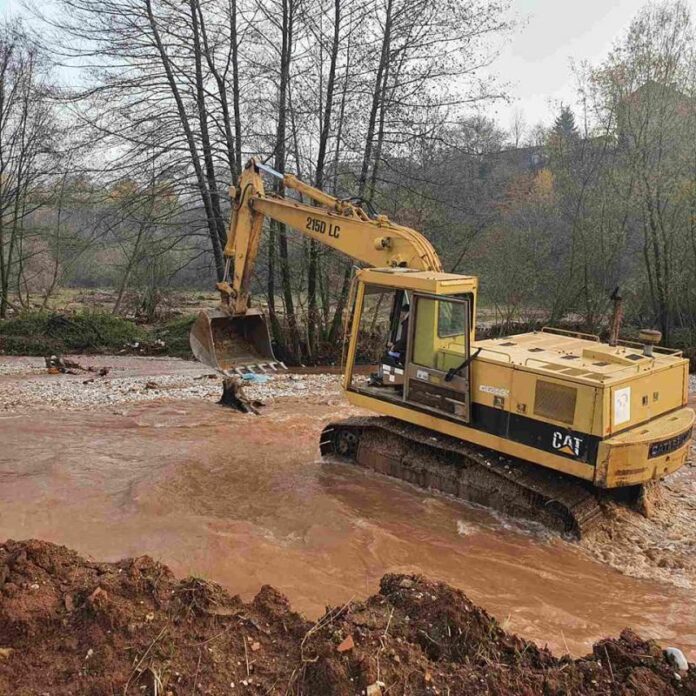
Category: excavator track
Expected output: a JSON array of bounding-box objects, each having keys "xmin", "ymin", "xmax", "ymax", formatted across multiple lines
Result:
[{"xmin": 320, "ymin": 416, "xmax": 605, "ymax": 538}]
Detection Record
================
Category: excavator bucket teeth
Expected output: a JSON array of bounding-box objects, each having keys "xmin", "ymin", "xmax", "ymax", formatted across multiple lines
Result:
[{"xmin": 190, "ymin": 308, "xmax": 277, "ymax": 373}]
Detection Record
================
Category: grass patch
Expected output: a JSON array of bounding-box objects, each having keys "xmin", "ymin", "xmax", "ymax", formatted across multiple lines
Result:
[
  {"xmin": 0, "ymin": 311, "xmax": 145, "ymax": 356},
  {"xmin": 152, "ymin": 315, "xmax": 195, "ymax": 358}
]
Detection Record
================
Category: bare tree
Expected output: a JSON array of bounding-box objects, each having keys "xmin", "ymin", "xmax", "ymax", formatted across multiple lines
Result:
[{"xmin": 0, "ymin": 21, "xmax": 58, "ymax": 317}]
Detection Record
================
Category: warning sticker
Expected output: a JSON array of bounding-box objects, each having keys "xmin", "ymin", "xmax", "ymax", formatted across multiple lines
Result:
[{"xmin": 614, "ymin": 387, "xmax": 631, "ymax": 425}]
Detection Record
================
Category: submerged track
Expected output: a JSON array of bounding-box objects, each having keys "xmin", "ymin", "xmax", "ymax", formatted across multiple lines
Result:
[{"xmin": 320, "ymin": 416, "xmax": 606, "ymax": 538}]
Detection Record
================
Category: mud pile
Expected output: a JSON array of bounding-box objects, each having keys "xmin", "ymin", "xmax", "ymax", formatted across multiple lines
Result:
[{"xmin": 0, "ymin": 540, "xmax": 693, "ymax": 695}]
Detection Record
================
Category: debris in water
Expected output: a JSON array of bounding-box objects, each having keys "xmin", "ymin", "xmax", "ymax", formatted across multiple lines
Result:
[
  {"xmin": 241, "ymin": 373, "xmax": 270, "ymax": 384},
  {"xmin": 219, "ymin": 377, "xmax": 263, "ymax": 414},
  {"xmin": 1, "ymin": 355, "xmax": 341, "ymax": 411},
  {"xmin": 45, "ymin": 355, "xmax": 110, "ymax": 376}
]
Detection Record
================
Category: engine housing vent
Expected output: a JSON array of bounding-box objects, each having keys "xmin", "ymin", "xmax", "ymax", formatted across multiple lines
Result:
[{"xmin": 534, "ymin": 380, "xmax": 577, "ymax": 424}]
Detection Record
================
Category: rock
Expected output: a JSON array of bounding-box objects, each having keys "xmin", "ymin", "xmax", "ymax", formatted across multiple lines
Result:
[
  {"xmin": 250, "ymin": 641, "xmax": 261, "ymax": 652},
  {"xmin": 366, "ymin": 684, "xmax": 382, "ymax": 696},
  {"xmin": 664, "ymin": 647, "xmax": 689, "ymax": 672},
  {"xmin": 0, "ymin": 648, "xmax": 13, "ymax": 660},
  {"xmin": 144, "ymin": 381, "xmax": 159, "ymax": 390},
  {"xmin": 336, "ymin": 635, "xmax": 355, "ymax": 653},
  {"xmin": 399, "ymin": 578, "xmax": 414, "ymax": 589},
  {"xmin": 64, "ymin": 594, "xmax": 75, "ymax": 611},
  {"xmin": 88, "ymin": 587, "xmax": 108, "ymax": 605}
]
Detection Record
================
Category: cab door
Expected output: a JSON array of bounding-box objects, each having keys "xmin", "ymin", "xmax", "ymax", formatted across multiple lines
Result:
[{"xmin": 403, "ymin": 293, "xmax": 472, "ymax": 422}]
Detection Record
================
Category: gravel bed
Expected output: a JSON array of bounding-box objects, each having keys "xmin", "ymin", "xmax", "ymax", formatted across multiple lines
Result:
[
  {"xmin": 0, "ymin": 358, "xmax": 46, "ymax": 376},
  {"xmin": 0, "ymin": 357, "xmax": 341, "ymax": 411}
]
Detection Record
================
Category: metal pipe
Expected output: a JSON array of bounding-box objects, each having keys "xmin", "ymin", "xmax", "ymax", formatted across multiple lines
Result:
[{"xmin": 256, "ymin": 161, "xmax": 284, "ymax": 180}]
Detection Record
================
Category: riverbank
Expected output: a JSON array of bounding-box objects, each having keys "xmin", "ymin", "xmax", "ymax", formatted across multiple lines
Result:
[
  {"xmin": 1, "ymin": 354, "xmax": 695, "ymax": 666},
  {"xmin": 0, "ymin": 539, "xmax": 692, "ymax": 695}
]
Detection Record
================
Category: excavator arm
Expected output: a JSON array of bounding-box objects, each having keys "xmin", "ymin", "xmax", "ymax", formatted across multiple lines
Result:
[
  {"xmin": 220, "ymin": 159, "xmax": 441, "ymax": 313},
  {"xmin": 191, "ymin": 158, "xmax": 442, "ymax": 372}
]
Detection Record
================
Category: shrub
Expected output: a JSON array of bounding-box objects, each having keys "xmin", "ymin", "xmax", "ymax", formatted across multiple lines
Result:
[{"xmin": 0, "ymin": 311, "xmax": 144, "ymax": 355}]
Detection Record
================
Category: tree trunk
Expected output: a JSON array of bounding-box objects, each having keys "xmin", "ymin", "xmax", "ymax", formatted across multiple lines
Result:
[
  {"xmin": 190, "ymin": 0, "xmax": 228, "ymax": 252},
  {"xmin": 145, "ymin": 0, "xmax": 225, "ymax": 280},
  {"xmin": 308, "ymin": 0, "xmax": 341, "ymax": 358},
  {"xmin": 326, "ymin": 28, "xmax": 354, "ymax": 344},
  {"xmin": 357, "ymin": 0, "xmax": 393, "ymax": 199},
  {"xmin": 196, "ymin": 0, "xmax": 239, "ymax": 181},
  {"xmin": 273, "ymin": 0, "xmax": 301, "ymax": 361},
  {"xmin": 230, "ymin": 0, "xmax": 243, "ymax": 177}
]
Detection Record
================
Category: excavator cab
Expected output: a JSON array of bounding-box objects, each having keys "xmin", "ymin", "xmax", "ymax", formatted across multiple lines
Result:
[
  {"xmin": 345, "ymin": 269, "xmax": 476, "ymax": 422},
  {"xmin": 189, "ymin": 307, "xmax": 279, "ymax": 374}
]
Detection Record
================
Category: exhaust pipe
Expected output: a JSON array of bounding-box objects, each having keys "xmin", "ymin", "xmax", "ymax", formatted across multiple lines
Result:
[{"xmin": 639, "ymin": 329, "xmax": 662, "ymax": 357}]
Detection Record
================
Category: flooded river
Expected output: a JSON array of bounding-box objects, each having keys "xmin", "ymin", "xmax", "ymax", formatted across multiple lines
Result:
[{"xmin": 1, "ymin": 392, "xmax": 695, "ymax": 659}]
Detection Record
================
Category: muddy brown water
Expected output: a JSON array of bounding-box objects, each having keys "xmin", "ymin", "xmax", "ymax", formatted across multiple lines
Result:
[{"xmin": 1, "ymin": 394, "xmax": 695, "ymax": 659}]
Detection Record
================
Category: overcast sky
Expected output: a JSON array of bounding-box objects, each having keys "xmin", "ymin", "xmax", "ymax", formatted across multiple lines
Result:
[
  {"xmin": 1, "ymin": 0, "xmax": 695, "ymax": 132},
  {"xmin": 493, "ymin": 0, "xmax": 696, "ymax": 130}
]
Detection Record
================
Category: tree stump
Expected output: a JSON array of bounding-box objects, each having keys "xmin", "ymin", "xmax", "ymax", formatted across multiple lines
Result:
[{"xmin": 219, "ymin": 377, "xmax": 262, "ymax": 414}]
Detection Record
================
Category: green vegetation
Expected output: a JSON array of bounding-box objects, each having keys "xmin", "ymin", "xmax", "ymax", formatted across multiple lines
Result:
[
  {"xmin": 152, "ymin": 316, "xmax": 196, "ymax": 359},
  {"xmin": 0, "ymin": 311, "xmax": 145, "ymax": 356},
  {"xmin": 0, "ymin": 311, "xmax": 199, "ymax": 358}
]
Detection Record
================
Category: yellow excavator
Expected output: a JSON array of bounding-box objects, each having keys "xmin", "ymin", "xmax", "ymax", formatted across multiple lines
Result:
[{"xmin": 191, "ymin": 158, "xmax": 694, "ymax": 537}]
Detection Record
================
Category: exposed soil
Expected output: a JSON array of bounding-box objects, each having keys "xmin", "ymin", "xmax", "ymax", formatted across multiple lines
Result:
[{"xmin": 0, "ymin": 540, "xmax": 692, "ymax": 696}]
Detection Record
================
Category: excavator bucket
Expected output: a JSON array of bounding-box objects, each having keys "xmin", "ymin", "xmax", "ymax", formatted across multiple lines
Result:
[{"xmin": 189, "ymin": 308, "xmax": 280, "ymax": 373}]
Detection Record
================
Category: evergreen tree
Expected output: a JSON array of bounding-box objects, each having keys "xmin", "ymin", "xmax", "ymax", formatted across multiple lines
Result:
[{"xmin": 553, "ymin": 105, "xmax": 579, "ymax": 139}]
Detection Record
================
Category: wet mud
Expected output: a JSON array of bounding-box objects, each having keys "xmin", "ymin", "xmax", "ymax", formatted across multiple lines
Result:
[{"xmin": 1, "ymin": 365, "xmax": 695, "ymax": 660}]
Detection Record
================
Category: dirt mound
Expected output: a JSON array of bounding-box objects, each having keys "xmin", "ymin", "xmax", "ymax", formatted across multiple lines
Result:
[{"xmin": 0, "ymin": 540, "xmax": 693, "ymax": 695}]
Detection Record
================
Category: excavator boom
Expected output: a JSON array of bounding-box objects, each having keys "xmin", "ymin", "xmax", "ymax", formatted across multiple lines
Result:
[{"xmin": 191, "ymin": 158, "xmax": 441, "ymax": 373}]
